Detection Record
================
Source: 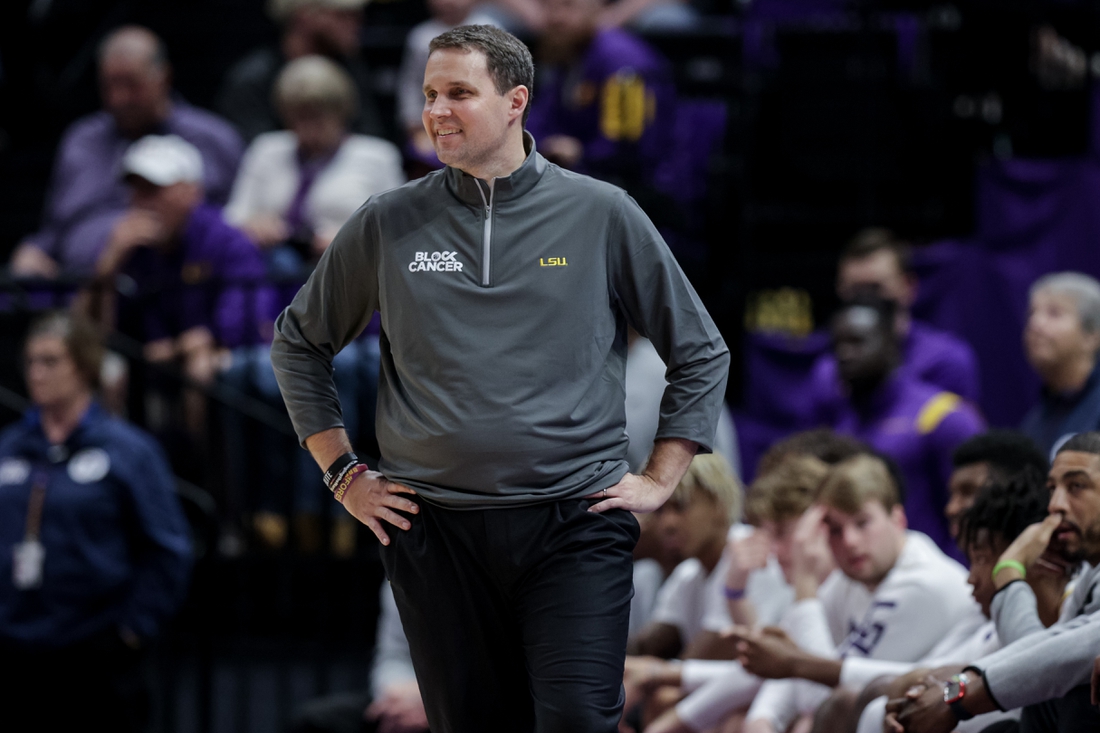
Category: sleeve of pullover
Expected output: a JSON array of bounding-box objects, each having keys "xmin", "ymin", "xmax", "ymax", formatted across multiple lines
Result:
[
  {"xmin": 607, "ymin": 193, "xmax": 730, "ymax": 452},
  {"xmin": 974, "ymin": 610, "xmax": 1100, "ymax": 711},
  {"xmin": 990, "ymin": 580, "xmax": 1044, "ymax": 647},
  {"xmin": 271, "ymin": 205, "xmax": 379, "ymax": 445}
]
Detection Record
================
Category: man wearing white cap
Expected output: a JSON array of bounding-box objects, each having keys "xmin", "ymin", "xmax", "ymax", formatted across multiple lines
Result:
[
  {"xmin": 90, "ymin": 134, "xmax": 272, "ymax": 437},
  {"xmin": 10, "ymin": 26, "xmax": 243, "ymax": 278}
]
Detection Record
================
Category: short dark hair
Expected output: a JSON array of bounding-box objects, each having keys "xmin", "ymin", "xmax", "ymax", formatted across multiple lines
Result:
[
  {"xmin": 756, "ymin": 429, "xmax": 867, "ymax": 478},
  {"xmin": 1058, "ymin": 431, "xmax": 1100, "ymax": 457},
  {"xmin": 429, "ymin": 25, "xmax": 535, "ymax": 125},
  {"xmin": 958, "ymin": 466, "xmax": 1049, "ymax": 551},
  {"xmin": 952, "ymin": 430, "xmax": 1049, "ymax": 482},
  {"xmin": 840, "ymin": 228, "xmax": 912, "ymax": 275},
  {"xmin": 26, "ymin": 311, "xmax": 104, "ymax": 391}
]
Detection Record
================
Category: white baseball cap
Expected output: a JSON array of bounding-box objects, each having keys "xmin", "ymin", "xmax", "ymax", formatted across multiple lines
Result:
[{"xmin": 121, "ymin": 134, "xmax": 204, "ymax": 187}]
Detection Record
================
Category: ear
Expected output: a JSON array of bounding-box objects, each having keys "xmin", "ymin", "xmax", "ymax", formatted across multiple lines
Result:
[
  {"xmin": 901, "ymin": 273, "xmax": 918, "ymax": 307},
  {"xmin": 890, "ymin": 504, "xmax": 907, "ymax": 530},
  {"xmin": 1083, "ymin": 328, "xmax": 1100, "ymax": 357},
  {"xmin": 508, "ymin": 85, "xmax": 529, "ymax": 123}
]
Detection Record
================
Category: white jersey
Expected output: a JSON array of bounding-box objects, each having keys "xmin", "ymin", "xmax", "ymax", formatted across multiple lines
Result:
[
  {"xmin": 650, "ymin": 525, "xmax": 792, "ymax": 648},
  {"xmin": 629, "ymin": 558, "xmax": 666, "ymax": 639},
  {"xmin": 740, "ymin": 531, "xmax": 982, "ymax": 732},
  {"xmin": 747, "ymin": 532, "xmax": 982, "ymax": 730},
  {"xmin": 702, "ymin": 525, "xmax": 794, "ymax": 633}
]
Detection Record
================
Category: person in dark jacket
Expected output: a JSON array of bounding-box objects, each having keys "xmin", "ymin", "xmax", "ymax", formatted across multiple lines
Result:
[
  {"xmin": 0, "ymin": 311, "xmax": 192, "ymax": 733},
  {"xmin": 1020, "ymin": 272, "xmax": 1100, "ymax": 457}
]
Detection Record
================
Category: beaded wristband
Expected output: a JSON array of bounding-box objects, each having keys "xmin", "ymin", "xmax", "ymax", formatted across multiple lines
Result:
[
  {"xmin": 332, "ymin": 464, "xmax": 369, "ymax": 503},
  {"xmin": 723, "ymin": 586, "xmax": 747, "ymax": 601},
  {"xmin": 992, "ymin": 559, "xmax": 1026, "ymax": 581}
]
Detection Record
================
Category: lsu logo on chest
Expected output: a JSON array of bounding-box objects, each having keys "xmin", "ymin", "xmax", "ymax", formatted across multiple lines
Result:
[
  {"xmin": 408, "ymin": 251, "xmax": 462, "ymax": 272},
  {"xmin": 539, "ymin": 257, "xmax": 568, "ymax": 267}
]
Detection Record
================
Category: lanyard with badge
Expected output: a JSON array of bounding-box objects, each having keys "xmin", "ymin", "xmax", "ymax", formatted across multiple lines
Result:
[{"xmin": 12, "ymin": 470, "xmax": 48, "ymax": 590}]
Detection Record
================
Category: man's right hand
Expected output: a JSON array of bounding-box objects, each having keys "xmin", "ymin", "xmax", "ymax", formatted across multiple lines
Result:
[
  {"xmin": 110, "ymin": 209, "xmax": 166, "ymax": 251},
  {"xmin": 341, "ymin": 470, "xmax": 419, "ymax": 546},
  {"xmin": 97, "ymin": 210, "xmax": 166, "ymax": 277},
  {"xmin": 725, "ymin": 528, "xmax": 771, "ymax": 592},
  {"xmin": 995, "ymin": 514, "xmax": 1063, "ymax": 589},
  {"xmin": 790, "ymin": 506, "xmax": 833, "ymax": 600}
]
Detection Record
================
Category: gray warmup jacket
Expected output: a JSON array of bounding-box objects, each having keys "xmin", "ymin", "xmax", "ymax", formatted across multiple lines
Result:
[
  {"xmin": 271, "ymin": 135, "xmax": 730, "ymax": 508},
  {"xmin": 976, "ymin": 562, "xmax": 1100, "ymax": 710}
]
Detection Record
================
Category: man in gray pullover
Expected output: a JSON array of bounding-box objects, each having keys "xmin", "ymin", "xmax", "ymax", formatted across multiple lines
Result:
[
  {"xmin": 270, "ymin": 24, "xmax": 730, "ymax": 733},
  {"xmin": 884, "ymin": 431, "xmax": 1100, "ymax": 733}
]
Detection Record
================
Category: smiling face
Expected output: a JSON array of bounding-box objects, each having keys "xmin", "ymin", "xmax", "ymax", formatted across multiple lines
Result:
[
  {"xmin": 422, "ymin": 48, "xmax": 528, "ymax": 179},
  {"xmin": 1046, "ymin": 450, "xmax": 1100, "ymax": 565},
  {"xmin": 823, "ymin": 500, "xmax": 907, "ymax": 587}
]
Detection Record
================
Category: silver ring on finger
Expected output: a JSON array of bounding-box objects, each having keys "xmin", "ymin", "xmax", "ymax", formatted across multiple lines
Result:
[{"xmin": 602, "ymin": 488, "xmax": 607, "ymax": 499}]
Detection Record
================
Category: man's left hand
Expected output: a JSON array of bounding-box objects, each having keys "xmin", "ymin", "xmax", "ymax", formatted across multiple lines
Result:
[
  {"xmin": 587, "ymin": 438, "xmax": 697, "ymax": 514},
  {"xmin": 587, "ymin": 472, "xmax": 675, "ymax": 513},
  {"xmin": 882, "ymin": 666, "xmax": 969, "ymax": 733},
  {"xmin": 996, "ymin": 514, "xmax": 1063, "ymax": 587},
  {"xmin": 885, "ymin": 674, "xmax": 957, "ymax": 733},
  {"xmin": 729, "ymin": 626, "xmax": 801, "ymax": 679}
]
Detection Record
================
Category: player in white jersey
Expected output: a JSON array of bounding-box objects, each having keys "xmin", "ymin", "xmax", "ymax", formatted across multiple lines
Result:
[
  {"xmin": 629, "ymin": 454, "xmax": 744, "ymax": 660},
  {"xmin": 639, "ymin": 453, "xmax": 981, "ymax": 733},
  {"xmin": 622, "ymin": 454, "xmax": 831, "ymax": 730},
  {"xmin": 735, "ymin": 467, "xmax": 1061, "ymax": 733}
]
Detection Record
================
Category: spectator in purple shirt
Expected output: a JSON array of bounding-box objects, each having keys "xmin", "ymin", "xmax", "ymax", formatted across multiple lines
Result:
[
  {"xmin": 814, "ymin": 297, "xmax": 985, "ymax": 558},
  {"xmin": 810, "ymin": 229, "xmax": 982, "ymax": 409},
  {"xmin": 9, "ymin": 26, "xmax": 243, "ymax": 279},
  {"xmin": 88, "ymin": 135, "xmax": 271, "ymax": 439},
  {"xmin": 526, "ymin": 0, "xmax": 676, "ymax": 197}
]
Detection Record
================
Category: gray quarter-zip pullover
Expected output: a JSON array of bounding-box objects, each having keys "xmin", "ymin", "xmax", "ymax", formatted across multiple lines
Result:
[{"xmin": 271, "ymin": 134, "xmax": 730, "ymax": 508}]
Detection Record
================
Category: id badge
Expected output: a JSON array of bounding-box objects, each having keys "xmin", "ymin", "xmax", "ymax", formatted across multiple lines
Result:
[{"xmin": 12, "ymin": 540, "xmax": 45, "ymax": 589}]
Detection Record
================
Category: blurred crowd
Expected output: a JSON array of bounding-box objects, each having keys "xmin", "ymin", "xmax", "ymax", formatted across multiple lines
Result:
[{"xmin": 3, "ymin": 0, "xmax": 1100, "ymax": 732}]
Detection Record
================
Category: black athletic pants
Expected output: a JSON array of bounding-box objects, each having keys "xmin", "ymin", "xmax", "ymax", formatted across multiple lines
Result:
[
  {"xmin": 379, "ymin": 497, "xmax": 639, "ymax": 733},
  {"xmin": 980, "ymin": 685, "xmax": 1100, "ymax": 733}
]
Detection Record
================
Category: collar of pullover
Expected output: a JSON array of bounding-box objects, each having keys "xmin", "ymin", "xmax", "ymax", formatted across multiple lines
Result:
[{"xmin": 446, "ymin": 131, "xmax": 547, "ymax": 206}]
